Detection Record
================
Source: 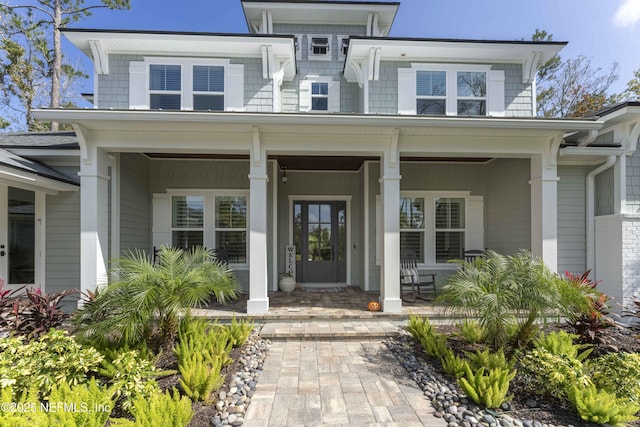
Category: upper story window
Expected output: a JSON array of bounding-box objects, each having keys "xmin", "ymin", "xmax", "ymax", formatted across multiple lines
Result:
[
  {"xmin": 129, "ymin": 58, "xmax": 244, "ymax": 111},
  {"xmin": 456, "ymin": 71, "xmax": 486, "ymax": 115},
  {"xmin": 398, "ymin": 64, "xmax": 504, "ymax": 117},
  {"xmin": 338, "ymin": 36, "xmax": 349, "ymax": 59},
  {"xmin": 193, "ymin": 65, "xmax": 225, "ymax": 111},
  {"xmin": 416, "ymin": 71, "xmax": 446, "ymax": 115},
  {"xmin": 149, "ymin": 65, "xmax": 181, "ymax": 109},
  {"xmin": 311, "ymin": 82, "xmax": 329, "ymax": 111},
  {"xmin": 308, "ymin": 35, "xmax": 331, "ymax": 61},
  {"xmin": 299, "ymin": 77, "xmax": 340, "ymax": 112}
]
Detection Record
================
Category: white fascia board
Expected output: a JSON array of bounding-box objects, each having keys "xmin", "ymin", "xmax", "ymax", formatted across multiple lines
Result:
[
  {"xmin": 33, "ymin": 109, "xmax": 604, "ymax": 133},
  {"xmin": 8, "ymin": 149, "xmax": 81, "ymax": 158},
  {"xmin": 344, "ymin": 38, "xmax": 564, "ymax": 81},
  {"xmin": 63, "ymin": 31, "xmax": 296, "ymax": 77},
  {"xmin": 0, "ymin": 166, "xmax": 78, "ymax": 193},
  {"xmin": 242, "ymin": 1, "xmax": 398, "ymax": 31},
  {"xmin": 559, "ymin": 147, "xmax": 625, "ymax": 157}
]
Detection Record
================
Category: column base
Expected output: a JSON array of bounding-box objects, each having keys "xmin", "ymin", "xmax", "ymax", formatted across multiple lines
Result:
[
  {"xmin": 247, "ymin": 298, "xmax": 270, "ymax": 314},
  {"xmin": 381, "ymin": 297, "xmax": 402, "ymax": 313}
]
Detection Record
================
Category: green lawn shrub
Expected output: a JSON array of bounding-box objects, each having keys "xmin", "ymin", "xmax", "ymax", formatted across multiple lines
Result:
[
  {"xmin": 454, "ymin": 320, "xmax": 487, "ymax": 344},
  {"xmin": 569, "ymin": 386, "xmax": 640, "ymax": 426},
  {"xmin": 518, "ymin": 348, "xmax": 591, "ymax": 400},
  {"xmin": 46, "ymin": 379, "xmax": 113, "ymax": 427},
  {"xmin": 0, "ymin": 329, "xmax": 103, "ymax": 397},
  {"xmin": 407, "ymin": 315, "xmax": 447, "ymax": 358},
  {"xmin": 533, "ymin": 331, "xmax": 592, "ymax": 361},
  {"xmin": 439, "ymin": 348, "xmax": 466, "ymax": 379},
  {"xmin": 110, "ymin": 388, "xmax": 192, "ymax": 427},
  {"xmin": 98, "ymin": 350, "xmax": 160, "ymax": 412},
  {"xmin": 586, "ymin": 352, "xmax": 640, "ymax": 403},
  {"xmin": 0, "ymin": 386, "xmax": 47, "ymax": 426},
  {"xmin": 226, "ymin": 316, "xmax": 253, "ymax": 347},
  {"xmin": 464, "ymin": 348, "xmax": 515, "ymax": 372},
  {"xmin": 458, "ymin": 361, "xmax": 516, "ymax": 409}
]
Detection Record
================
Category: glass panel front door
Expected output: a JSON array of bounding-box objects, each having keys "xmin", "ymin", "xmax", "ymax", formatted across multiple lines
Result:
[
  {"xmin": 8, "ymin": 188, "xmax": 35, "ymax": 284},
  {"xmin": 293, "ymin": 201, "xmax": 346, "ymax": 283},
  {"xmin": 0, "ymin": 186, "xmax": 36, "ymax": 288}
]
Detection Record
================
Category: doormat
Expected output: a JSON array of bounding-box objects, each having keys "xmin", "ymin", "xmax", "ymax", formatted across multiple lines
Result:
[{"xmin": 302, "ymin": 287, "xmax": 345, "ymax": 293}]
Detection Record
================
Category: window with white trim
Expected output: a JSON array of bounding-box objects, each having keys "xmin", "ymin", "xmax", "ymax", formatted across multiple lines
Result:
[
  {"xmin": 416, "ymin": 70, "xmax": 446, "ymax": 115},
  {"xmin": 338, "ymin": 36, "xmax": 349, "ymax": 59},
  {"xmin": 375, "ymin": 192, "xmax": 483, "ymax": 266},
  {"xmin": 308, "ymin": 35, "xmax": 331, "ymax": 60},
  {"xmin": 171, "ymin": 195, "xmax": 204, "ymax": 249},
  {"xmin": 398, "ymin": 64, "xmax": 504, "ymax": 117},
  {"xmin": 215, "ymin": 196, "xmax": 247, "ymax": 263},
  {"xmin": 456, "ymin": 71, "xmax": 486, "ymax": 115},
  {"xmin": 193, "ymin": 65, "xmax": 225, "ymax": 111},
  {"xmin": 311, "ymin": 82, "xmax": 329, "ymax": 111},
  {"xmin": 149, "ymin": 65, "xmax": 181, "ymax": 110},
  {"xmin": 299, "ymin": 77, "xmax": 340, "ymax": 112},
  {"xmin": 435, "ymin": 197, "xmax": 465, "ymax": 262},
  {"xmin": 154, "ymin": 191, "xmax": 249, "ymax": 265},
  {"xmin": 400, "ymin": 197, "xmax": 425, "ymax": 260},
  {"xmin": 129, "ymin": 58, "xmax": 244, "ymax": 111}
]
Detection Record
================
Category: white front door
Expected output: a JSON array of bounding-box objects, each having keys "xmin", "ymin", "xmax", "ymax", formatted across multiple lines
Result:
[{"xmin": 0, "ymin": 185, "xmax": 38, "ymax": 290}]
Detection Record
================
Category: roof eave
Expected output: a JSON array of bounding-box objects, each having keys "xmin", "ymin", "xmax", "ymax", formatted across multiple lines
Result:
[{"xmin": 32, "ymin": 108, "xmax": 604, "ymax": 133}]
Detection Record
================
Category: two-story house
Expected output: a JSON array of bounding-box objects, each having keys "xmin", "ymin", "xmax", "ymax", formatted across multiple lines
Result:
[{"xmin": 1, "ymin": 0, "xmax": 639, "ymax": 313}]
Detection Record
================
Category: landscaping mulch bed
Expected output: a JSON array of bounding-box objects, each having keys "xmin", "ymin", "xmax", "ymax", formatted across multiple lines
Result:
[{"xmin": 435, "ymin": 323, "xmax": 640, "ymax": 427}]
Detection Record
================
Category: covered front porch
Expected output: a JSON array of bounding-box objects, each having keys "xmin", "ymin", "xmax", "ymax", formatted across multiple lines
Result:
[
  {"xmin": 33, "ymin": 109, "xmax": 604, "ymax": 314},
  {"xmin": 195, "ymin": 285, "xmax": 443, "ymax": 321}
]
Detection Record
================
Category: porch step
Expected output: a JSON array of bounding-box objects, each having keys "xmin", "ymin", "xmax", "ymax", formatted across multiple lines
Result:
[{"xmin": 258, "ymin": 320, "xmax": 405, "ymax": 341}]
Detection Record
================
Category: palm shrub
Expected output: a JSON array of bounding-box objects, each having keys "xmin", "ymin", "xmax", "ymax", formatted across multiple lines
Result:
[
  {"xmin": 438, "ymin": 250, "xmax": 574, "ymax": 350},
  {"xmin": 74, "ymin": 246, "xmax": 238, "ymax": 350}
]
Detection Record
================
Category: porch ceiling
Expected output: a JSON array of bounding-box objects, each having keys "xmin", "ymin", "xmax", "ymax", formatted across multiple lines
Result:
[{"xmin": 143, "ymin": 154, "xmax": 493, "ymax": 170}]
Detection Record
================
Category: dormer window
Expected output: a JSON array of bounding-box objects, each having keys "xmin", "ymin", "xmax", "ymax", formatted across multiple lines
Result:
[
  {"xmin": 339, "ymin": 36, "xmax": 349, "ymax": 58},
  {"xmin": 308, "ymin": 36, "xmax": 331, "ymax": 60}
]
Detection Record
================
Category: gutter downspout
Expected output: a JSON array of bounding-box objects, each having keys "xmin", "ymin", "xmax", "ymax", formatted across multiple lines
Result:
[{"xmin": 586, "ymin": 155, "xmax": 617, "ymax": 273}]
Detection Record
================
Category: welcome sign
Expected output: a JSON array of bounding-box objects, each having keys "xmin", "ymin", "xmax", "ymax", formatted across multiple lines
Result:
[{"xmin": 285, "ymin": 245, "xmax": 296, "ymax": 278}]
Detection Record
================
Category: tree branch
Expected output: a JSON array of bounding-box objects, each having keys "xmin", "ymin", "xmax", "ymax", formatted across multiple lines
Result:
[
  {"xmin": 0, "ymin": 3, "xmax": 55, "ymax": 20},
  {"xmin": 62, "ymin": 4, "xmax": 109, "ymax": 16}
]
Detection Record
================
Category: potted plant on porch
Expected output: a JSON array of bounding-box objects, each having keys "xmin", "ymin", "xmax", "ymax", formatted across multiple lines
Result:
[{"xmin": 279, "ymin": 271, "xmax": 296, "ymax": 293}]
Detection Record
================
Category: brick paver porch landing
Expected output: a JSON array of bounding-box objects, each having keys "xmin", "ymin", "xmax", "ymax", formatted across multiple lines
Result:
[{"xmin": 193, "ymin": 286, "xmax": 446, "ymax": 321}]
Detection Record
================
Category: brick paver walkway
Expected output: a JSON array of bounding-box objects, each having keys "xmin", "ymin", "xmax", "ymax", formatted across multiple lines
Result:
[{"xmin": 243, "ymin": 337, "xmax": 447, "ymax": 426}]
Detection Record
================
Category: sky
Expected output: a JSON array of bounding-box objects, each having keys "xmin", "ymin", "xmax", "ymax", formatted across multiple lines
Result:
[{"xmin": 63, "ymin": 0, "xmax": 640, "ymax": 97}]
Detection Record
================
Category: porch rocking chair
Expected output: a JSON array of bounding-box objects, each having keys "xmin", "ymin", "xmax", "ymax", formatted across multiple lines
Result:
[{"xmin": 400, "ymin": 250, "xmax": 437, "ymax": 302}]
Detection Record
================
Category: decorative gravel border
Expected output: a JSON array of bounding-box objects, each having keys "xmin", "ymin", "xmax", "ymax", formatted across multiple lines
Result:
[
  {"xmin": 210, "ymin": 329, "xmax": 271, "ymax": 427},
  {"xmin": 385, "ymin": 334, "xmax": 575, "ymax": 427}
]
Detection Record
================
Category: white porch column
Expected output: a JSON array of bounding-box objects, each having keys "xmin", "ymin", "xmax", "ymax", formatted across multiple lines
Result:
[
  {"xmin": 379, "ymin": 131, "xmax": 402, "ymax": 312},
  {"xmin": 79, "ymin": 146, "xmax": 110, "ymax": 303},
  {"xmin": 530, "ymin": 154, "xmax": 559, "ymax": 272},
  {"xmin": 247, "ymin": 128, "xmax": 269, "ymax": 314}
]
